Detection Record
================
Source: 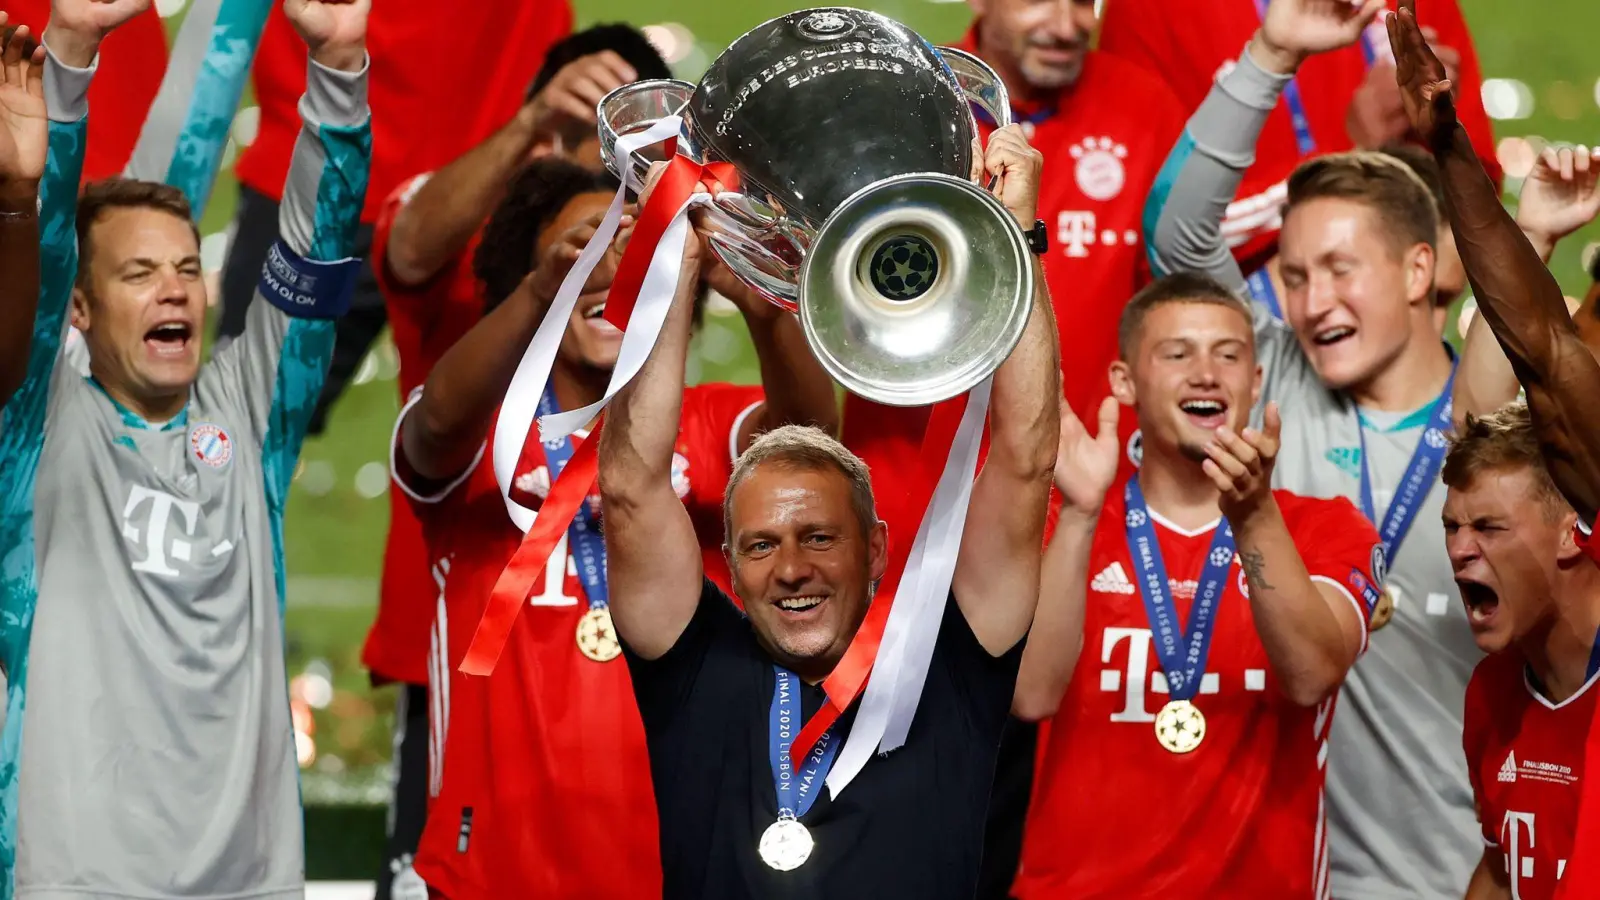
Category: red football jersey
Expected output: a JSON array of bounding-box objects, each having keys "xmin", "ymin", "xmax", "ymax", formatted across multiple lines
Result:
[
  {"xmin": 362, "ymin": 173, "xmax": 491, "ymax": 686},
  {"xmin": 402, "ymin": 384, "xmax": 760, "ymax": 900},
  {"xmin": 1464, "ymin": 651, "xmax": 1598, "ymax": 900},
  {"xmin": 1015, "ymin": 489, "xmax": 1381, "ymax": 899},
  {"xmin": 233, "ymin": 0, "xmax": 572, "ymax": 221},
  {"xmin": 1565, "ymin": 526, "xmax": 1600, "ymax": 899},
  {"xmin": 1097, "ymin": 0, "xmax": 1499, "ymax": 265},
  {"xmin": 7, "ymin": 0, "xmax": 166, "ymax": 181},
  {"xmin": 842, "ymin": 42, "xmax": 1185, "ymax": 526}
]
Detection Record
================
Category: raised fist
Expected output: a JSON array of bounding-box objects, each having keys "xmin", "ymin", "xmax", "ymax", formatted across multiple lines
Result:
[{"xmin": 284, "ymin": 0, "xmax": 369, "ymax": 73}]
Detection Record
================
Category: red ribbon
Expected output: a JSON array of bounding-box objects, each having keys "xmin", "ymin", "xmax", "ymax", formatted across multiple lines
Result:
[
  {"xmin": 460, "ymin": 151, "xmax": 737, "ymax": 677},
  {"xmin": 791, "ymin": 394, "xmax": 970, "ymax": 761}
]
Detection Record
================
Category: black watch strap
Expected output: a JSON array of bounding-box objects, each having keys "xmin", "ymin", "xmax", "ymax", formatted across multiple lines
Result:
[{"xmin": 1026, "ymin": 219, "xmax": 1048, "ymax": 256}]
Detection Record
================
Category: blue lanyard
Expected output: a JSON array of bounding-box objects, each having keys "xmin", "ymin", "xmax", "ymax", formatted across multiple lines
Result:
[
  {"xmin": 1588, "ymin": 627, "xmax": 1600, "ymax": 680},
  {"xmin": 536, "ymin": 387, "xmax": 608, "ymax": 610},
  {"xmin": 1250, "ymin": 0, "xmax": 1382, "ymax": 157},
  {"xmin": 768, "ymin": 667, "xmax": 841, "ymax": 820},
  {"xmin": 1123, "ymin": 478, "xmax": 1237, "ymax": 701},
  {"xmin": 1355, "ymin": 361, "xmax": 1458, "ymax": 561},
  {"xmin": 1246, "ymin": 267, "xmax": 1283, "ymax": 320}
]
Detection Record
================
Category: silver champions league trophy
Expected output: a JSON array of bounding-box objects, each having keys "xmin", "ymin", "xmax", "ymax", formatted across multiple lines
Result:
[{"xmin": 597, "ymin": 8, "xmax": 1035, "ymax": 407}]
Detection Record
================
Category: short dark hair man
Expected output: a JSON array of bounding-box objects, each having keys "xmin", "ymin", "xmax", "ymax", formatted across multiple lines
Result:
[{"xmin": 599, "ymin": 125, "xmax": 1059, "ymax": 898}]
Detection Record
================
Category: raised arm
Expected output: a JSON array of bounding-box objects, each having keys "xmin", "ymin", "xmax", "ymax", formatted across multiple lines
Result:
[
  {"xmin": 951, "ymin": 125, "xmax": 1061, "ymax": 656},
  {"xmin": 384, "ymin": 52, "xmax": 638, "ymax": 288},
  {"xmin": 1012, "ymin": 397, "xmax": 1119, "ymax": 720},
  {"xmin": 598, "ymin": 184, "xmax": 706, "ymax": 660},
  {"xmin": 1206, "ymin": 405, "xmax": 1368, "ymax": 706},
  {"xmin": 1391, "ymin": 0, "xmax": 1600, "ymax": 524},
  {"xmin": 0, "ymin": 22, "xmax": 46, "ymax": 407},
  {"xmin": 398, "ymin": 214, "xmax": 619, "ymax": 486},
  {"xmin": 1144, "ymin": 0, "xmax": 1382, "ymax": 300},
  {"xmin": 1450, "ymin": 145, "xmax": 1599, "ymax": 428},
  {"xmin": 700, "ymin": 251, "xmax": 839, "ymax": 449}
]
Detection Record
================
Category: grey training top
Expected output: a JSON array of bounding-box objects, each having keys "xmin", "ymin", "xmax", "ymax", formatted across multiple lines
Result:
[
  {"xmin": 1142, "ymin": 49, "xmax": 1480, "ymax": 899},
  {"xmin": 0, "ymin": 50, "xmax": 371, "ymax": 899}
]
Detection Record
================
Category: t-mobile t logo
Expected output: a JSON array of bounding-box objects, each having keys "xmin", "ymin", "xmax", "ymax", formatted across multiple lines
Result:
[
  {"xmin": 122, "ymin": 485, "xmax": 202, "ymax": 576},
  {"xmin": 1500, "ymin": 810, "xmax": 1566, "ymax": 898},
  {"xmin": 1099, "ymin": 627, "xmax": 1233, "ymax": 723},
  {"xmin": 1058, "ymin": 210, "xmax": 1097, "ymax": 259}
]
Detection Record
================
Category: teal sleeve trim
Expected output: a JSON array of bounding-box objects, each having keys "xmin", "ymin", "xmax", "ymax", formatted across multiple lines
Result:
[
  {"xmin": 260, "ymin": 118, "xmax": 371, "ymax": 616},
  {"xmin": 163, "ymin": 0, "xmax": 273, "ymax": 217},
  {"xmin": 1142, "ymin": 131, "xmax": 1196, "ymax": 281},
  {"xmin": 0, "ymin": 114, "xmax": 86, "ymax": 900}
]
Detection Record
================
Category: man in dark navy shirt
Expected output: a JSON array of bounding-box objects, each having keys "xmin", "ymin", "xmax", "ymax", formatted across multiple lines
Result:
[{"xmin": 597, "ymin": 124, "xmax": 1061, "ymax": 900}]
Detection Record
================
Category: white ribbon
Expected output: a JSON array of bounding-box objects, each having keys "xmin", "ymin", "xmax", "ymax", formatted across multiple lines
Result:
[
  {"xmin": 492, "ymin": 116, "xmax": 684, "ymax": 532},
  {"xmin": 537, "ymin": 199, "xmax": 694, "ymax": 441},
  {"xmin": 826, "ymin": 376, "xmax": 994, "ymax": 796}
]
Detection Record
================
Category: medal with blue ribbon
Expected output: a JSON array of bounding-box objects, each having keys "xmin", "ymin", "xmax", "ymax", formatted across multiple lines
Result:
[
  {"xmin": 1124, "ymin": 478, "xmax": 1237, "ymax": 754},
  {"xmin": 1356, "ymin": 360, "xmax": 1457, "ymax": 630},
  {"xmin": 535, "ymin": 388, "xmax": 618, "ymax": 662},
  {"xmin": 759, "ymin": 666, "xmax": 842, "ymax": 871}
]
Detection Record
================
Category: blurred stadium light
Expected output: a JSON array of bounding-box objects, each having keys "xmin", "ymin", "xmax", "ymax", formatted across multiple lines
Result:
[{"xmin": 1482, "ymin": 78, "xmax": 1535, "ymax": 120}]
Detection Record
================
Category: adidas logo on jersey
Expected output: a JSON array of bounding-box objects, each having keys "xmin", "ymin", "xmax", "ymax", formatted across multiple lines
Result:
[
  {"xmin": 1499, "ymin": 751, "xmax": 1518, "ymax": 783},
  {"xmin": 1092, "ymin": 563, "xmax": 1136, "ymax": 595}
]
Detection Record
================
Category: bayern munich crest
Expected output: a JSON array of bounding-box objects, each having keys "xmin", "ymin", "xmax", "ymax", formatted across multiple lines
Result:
[
  {"xmin": 189, "ymin": 423, "xmax": 233, "ymax": 469},
  {"xmin": 671, "ymin": 452, "xmax": 691, "ymax": 499},
  {"xmin": 515, "ymin": 466, "xmax": 552, "ymax": 500},
  {"xmin": 797, "ymin": 10, "xmax": 854, "ymax": 39},
  {"xmin": 1070, "ymin": 137, "xmax": 1128, "ymax": 202}
]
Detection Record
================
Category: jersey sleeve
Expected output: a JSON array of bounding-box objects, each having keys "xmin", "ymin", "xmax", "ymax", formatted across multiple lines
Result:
[
  {"xmin": 679, "ymin": 383, "xmax": 765, "ymax": 513},
  {"xmin": 388, "ymin": 386, "xmax": 485, "ymax": 519},
  {"xmin": 0, "ymin": 49, "xmax": 92, "ymax": 474},
  {"xmin": 1461, "ymin": 666, "xmax": 1498, "ymax": 847},
  {"xmin": 1284, "ymin": 494, "xmax": 1384, "ymax": 654},
  {"xmin": 207, "ymin": 56, "xmax": 371, "ymax": 497}
]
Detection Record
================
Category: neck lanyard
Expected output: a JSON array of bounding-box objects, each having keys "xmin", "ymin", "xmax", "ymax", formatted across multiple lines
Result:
[
  {"xmin": 768, "ymin": 667, "xmax": 841, "ymax": 820},
  {"xmin": 535, "ymin": 387, "xmax": 608, "ymax": 610},
  {"xmin": 1355, "ymin": 359, "xmax": 1457, "ymax": 561},
  {"xmin": 1246, "ymin": 268, "xmax": 1283, "ymax": 320},
  {"xmin": 1123, "ymin": 478, "xmax": 1236, "ymax": 700}
]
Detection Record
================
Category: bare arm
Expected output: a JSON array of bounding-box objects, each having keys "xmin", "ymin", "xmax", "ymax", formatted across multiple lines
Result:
[
  {"xmin": 384, "ymin": 51, "xmax": 638, "ymax": 287},
  {"xmin": 1390, "ymin": 3, "xmax": 1600, "ymax": 523},
  {"xmin": 0, "ymin": 181, "xmax": 39, "ymax": 406},
  {"xmin": 1208, "ymin": 406, "xmax": 1364, "ymax": 706},
  {"xmin": 1463, "ymin": 851, "xmax": 1509, "ymax": 900},
  {"xmin": 599, "ymin": 218, "xmax": 706, "ymax": 660},
  {"xmin": 400, "ymin": 213, "xmax": 617, "ymax": 483},
  {"xmin": 1452, "ymin": 147, "xmax": 1599, "ymax": 428},
  {"xmin": 1011, "ymin": 397, "xmax": 1121, "ymax": 718}
]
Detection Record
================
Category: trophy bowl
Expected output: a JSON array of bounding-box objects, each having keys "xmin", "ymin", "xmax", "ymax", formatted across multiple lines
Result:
[{"xmin": 597, "ymin": 8, "xmax": 1034, "ymax": 407}]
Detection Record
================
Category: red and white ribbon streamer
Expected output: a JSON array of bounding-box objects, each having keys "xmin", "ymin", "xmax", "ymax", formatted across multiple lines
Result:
[
  {"xmin": 491, "ymin": 114, "xmax": 684, "ymax": 532},
  {"xmin": 827, "ymin": 377, "xmax": 992, "ymax": 794}
]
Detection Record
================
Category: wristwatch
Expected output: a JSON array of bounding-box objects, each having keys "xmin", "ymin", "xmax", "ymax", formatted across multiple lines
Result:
[{"xmin": 1026, "ymin": 219, "xmax": 1048, "ymax": 256}]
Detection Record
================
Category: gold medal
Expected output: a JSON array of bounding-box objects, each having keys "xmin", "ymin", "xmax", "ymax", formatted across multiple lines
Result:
[
  {"xmin": 575, "ymin": 607, "xmax": 621, "ymax": 662},
  {"xmin": 1368, "ymin": 586, "xmax": 1397, "ymax": 632},
  {"xmin": 758, "ymin": 816, "xmax": 814, "ymax": 870},
  {"xmin": 1154, "ymin": 699, "xmax": 1206, "ymax": 754}
]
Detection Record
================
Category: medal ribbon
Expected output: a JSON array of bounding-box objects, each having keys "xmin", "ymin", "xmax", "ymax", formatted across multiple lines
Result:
[
  {"xmin": 1124, "ymin": 478, "xmax": 1236, "ymax": 701},
  {"xmin": 769, "ymin": 667, "xmax": 841, "ymax": 820},
  {"xmin": 1245, "ymin": 267, "xmax": 1283, "ymax": 320},
  {"xmin": 1355, "ymin": 360, "xmax": 1457, "ymax": 561},
  {"xmin": 532, "ymin": 387, "xmax": 607, "ymax": 611},
  {"xmin": 464, "ymin": 115, "xmax": 732, "ymax": 676}
]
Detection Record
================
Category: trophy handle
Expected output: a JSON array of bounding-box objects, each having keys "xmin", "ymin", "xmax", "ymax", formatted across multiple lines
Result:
[
  {"xmin": 597, "ymin": 79, "xmax": 699, "ymax": 189},
  {"xmin": 936, "ymin": 47, "xmax": 1014, "ymax": 128}
]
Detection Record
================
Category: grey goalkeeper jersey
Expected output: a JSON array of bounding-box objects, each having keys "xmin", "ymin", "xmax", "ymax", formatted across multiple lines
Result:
[
  {"xmin": 0, "ymin": 51, "xmax": 370, "ymax": 900},
  {"xmin": 1142, "ymin": 51, "xmax": 1479, "ymax": 899}
]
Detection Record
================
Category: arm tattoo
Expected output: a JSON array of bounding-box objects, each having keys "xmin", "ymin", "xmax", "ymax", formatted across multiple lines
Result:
[{"xmin": 1239, "ymin": 548, "xmax": 1276, "ymax": 591}]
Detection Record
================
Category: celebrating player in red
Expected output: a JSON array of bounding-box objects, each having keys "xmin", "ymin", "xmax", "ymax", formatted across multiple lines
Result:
[
  {"xmin": 1444, "ymin": 404, "xmax": 1600, "ymax": 900},
  {"xmin": 392, "ymin": 157, "xmax": 836, "ymax": 899},
  {"xmin": 1386, "ymin": 4, "xmax": 1600, "ymax": 896},
  {"xmin": 1012, "ymin": 273, "xmax": 1383, "ymax": 898}
]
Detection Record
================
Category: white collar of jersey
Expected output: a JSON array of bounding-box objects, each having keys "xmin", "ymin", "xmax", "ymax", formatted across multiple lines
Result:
[
  {"xmin": 1145, "ymin": 506, "xmax": 1223, "ymax": 539},
  {"xmin": 1521, "ymin": 663, "xmax": 1600, "ymax": 711}
]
